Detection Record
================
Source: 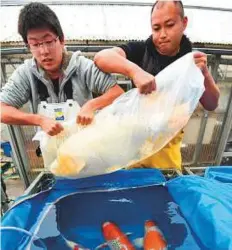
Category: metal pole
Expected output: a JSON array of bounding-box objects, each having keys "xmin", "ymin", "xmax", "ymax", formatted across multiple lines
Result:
[
  {"xmin": 2, "ymin": 46, "xmax": 232, "ymax": 56},
  {"xmin": 1, "ymin": 187, "xmax": 9, "ymax": 214},
  {"xmin": 1, "ymin": 60, "xmax": 31, "ymax": 187},
  {"xmin": 1, "ymin": 63, "xmax": 7, "ymax": 87},
  {"xmin": 2, "ymin": 1, "xmax": 232, "ymax": 11},
  {"xmin": 7, "ymin": 126, "xmax": 30, "ymax": 188}
]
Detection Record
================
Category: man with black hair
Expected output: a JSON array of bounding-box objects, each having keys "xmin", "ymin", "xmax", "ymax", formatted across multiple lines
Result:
[
  {"xmin": 0, "ymin": 2, "xmax": 124, "ymax": 136},
  {"xmin": 94, "ymin": 0, "xmax": 220, "ymax": 170}
]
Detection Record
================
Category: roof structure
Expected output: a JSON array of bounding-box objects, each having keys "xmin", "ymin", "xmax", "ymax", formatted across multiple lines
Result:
[{"xmin": 1, "ymin": 1, "xmax": 232, "ymax": 46}]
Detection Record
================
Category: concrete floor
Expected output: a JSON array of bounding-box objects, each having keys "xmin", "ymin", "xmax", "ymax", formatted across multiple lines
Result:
[
  {"xmin": 1, "ymin": 154, "xmax": 25, "ymax": 200},
  {"xmin": 4, "ymin": 178, "xmax": 25, "ymax": 200}
]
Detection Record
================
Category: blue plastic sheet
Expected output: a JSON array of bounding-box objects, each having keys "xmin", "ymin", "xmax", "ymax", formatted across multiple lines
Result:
[
  {"xmin": 1, "ymin": 168, "xmax": 232, "ymax": 249},
  {"xmin": 167, "ymin": 175, "xmax": 232, "ymax": 250},
  {"xmin": 204, "ymin": 166, "xmax": 232, "ymax": 183}
]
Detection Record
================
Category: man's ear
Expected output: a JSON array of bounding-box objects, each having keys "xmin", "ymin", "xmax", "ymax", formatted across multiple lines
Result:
[
  {"xmin": 60, "ymin": 37, "xmax": 65, "ymax": 46},
  {"xmin": 183, "ymin": 16, "xmax": 188, "ymax": 30}
]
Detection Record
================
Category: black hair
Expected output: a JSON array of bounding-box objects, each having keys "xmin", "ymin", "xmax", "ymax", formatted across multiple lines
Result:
[
  {"xmin": 18, "ymin": 2, "xmax": 64, "ymax": 44},
  {"xmin": 151, "ymin": 1, "xmax": 185, "ymax": 19}
]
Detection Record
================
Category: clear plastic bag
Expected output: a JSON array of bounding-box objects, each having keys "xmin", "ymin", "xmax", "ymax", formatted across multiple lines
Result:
[
  {"xmin": 33, "ymin": 119, "xmax": 81, "ymax": 169},
  {"xmin": 38, "ymin": 52, "xmax": 205, "ymax": 178}
]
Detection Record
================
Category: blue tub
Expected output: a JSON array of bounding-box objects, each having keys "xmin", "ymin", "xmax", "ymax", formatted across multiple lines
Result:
[{"xmin": 1, "ymin": 168, "xmax": 232, "ymax": 250}]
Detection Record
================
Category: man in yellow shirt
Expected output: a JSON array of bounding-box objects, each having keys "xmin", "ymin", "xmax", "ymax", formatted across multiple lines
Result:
[{"xmin": 94, "ymin": 1, "xmax": 220, "ymax": 170}]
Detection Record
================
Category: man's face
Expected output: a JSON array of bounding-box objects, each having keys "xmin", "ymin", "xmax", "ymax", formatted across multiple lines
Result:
[
  {"xmin": 151, "ymin": 2, "xmax": 188, "ymax": 56},
  {"xmin": 27, "ymin": 28, "xmax": 64, "ymax": 73}
]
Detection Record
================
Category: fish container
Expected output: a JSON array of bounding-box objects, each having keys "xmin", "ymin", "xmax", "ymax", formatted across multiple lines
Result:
[{"xmin": 1, "ymin": 167, "xmax": 232, "ymax": 250}]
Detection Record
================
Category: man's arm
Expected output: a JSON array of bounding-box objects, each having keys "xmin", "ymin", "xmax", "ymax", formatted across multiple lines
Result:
[
  {"xmin": 0, "ymin": 64, "xmax": 64, "ymax": 136},
  {"xmin": 94, "ymin": 48, "xmax": 156, "ymax": 94},
  {"xmin": 199, "ymin": 70, "xmax": 220, "ymax": 111},
  {"xmin": 1, "ymin": 102, "xmax": 63, "ymax": 136},
  {"xmin": 194, "ymin": 52, "xmax": 220, "ymax": 111},
  {"xmin": 94, "ymin": 47, "xmax": 139, "ymax": 77},
  {"xmin": 77, "ymin": 85, "xmax": 124, "ymax": 125}
]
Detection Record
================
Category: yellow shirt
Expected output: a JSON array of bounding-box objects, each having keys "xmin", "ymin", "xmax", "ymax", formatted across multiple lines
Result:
[{"xmin": 132, "ymin": 131, "xmax": 184, "ymax": 171}]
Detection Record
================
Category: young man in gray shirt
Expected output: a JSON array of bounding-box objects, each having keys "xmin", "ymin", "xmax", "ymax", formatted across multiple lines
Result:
[{"xmin": 0, "ymin": 2, "xmax": 124, "ymax": 136}]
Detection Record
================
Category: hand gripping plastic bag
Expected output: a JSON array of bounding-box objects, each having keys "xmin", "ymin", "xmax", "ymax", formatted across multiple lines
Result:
[
  {"xmin": 33, "ymin": 120, "xmax": 81, "ymax": 169},
  {"xmin": 41, "ymin": 52, "xmax": 205, "ymax": 178}
]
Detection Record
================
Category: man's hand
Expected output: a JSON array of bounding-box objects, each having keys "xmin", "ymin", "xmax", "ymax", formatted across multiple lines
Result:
[
  {"xmin": 194, "ymin": 52, "xmax": 208, "ymax": 76},
  {"xmin": 132, "ymin": 69, "xmax": 156, "ymax": 94},
  {"xmin": 194, "ymin": 51, "xmax": 220, "ymax": 111},
  {"xmin": 39, "ymin": 117, "xmax": 64, "ymax": 136},
  {"xmin": 77, "ymin": 105, "xmax": 95, "ymax": 126}
]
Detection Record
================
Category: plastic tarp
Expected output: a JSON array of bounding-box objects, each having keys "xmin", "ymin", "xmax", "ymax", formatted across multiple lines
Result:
[
  {"xmin": 204, "ymin": 166, "xmax": 232, "ymax": 183},
  {"xmin": 167, "ymin": 174, "xmax": 232, "ymax": 249},
  {"xmin": 1, "ymin": 168, "xmax": 232, "ymax": 250}
]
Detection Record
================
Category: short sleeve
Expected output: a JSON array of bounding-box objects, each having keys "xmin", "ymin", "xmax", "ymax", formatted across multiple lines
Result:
[{"xmin": 118, "ymin": 41, "xmax": 145, "ymax": 66}]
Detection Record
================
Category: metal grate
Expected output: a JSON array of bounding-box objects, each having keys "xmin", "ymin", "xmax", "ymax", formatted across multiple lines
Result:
[
  {"xmin": 184, "ymin": 166, "xmax": 207, "ymax": 176},
  {"xmin": 198, "ymin": 114, "xmax": 224, "ymax": 164},
  {"xmin": 181, "ymin": 144, "xmax": 196, "ymax": 165},
  {"xmin": 20, "ymin": 125, "xmax": 44, "ymax": 183}
]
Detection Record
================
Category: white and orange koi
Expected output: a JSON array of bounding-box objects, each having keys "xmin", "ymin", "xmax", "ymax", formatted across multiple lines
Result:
[
  {"xmin": 144, "ymin": 220, "xmax": 167, "ymax": 250},
  {"xmin": 96, "ymin": 221, "xmax": 135, "ymax": 250}
]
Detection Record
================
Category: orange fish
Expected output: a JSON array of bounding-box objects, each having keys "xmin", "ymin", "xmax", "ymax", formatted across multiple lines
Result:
[
  {"xmin": 97, "ymin": 221, "xmax": 135, "ymax": 250},
  {"xmin": 144, "ymin": 220, "xmax": 167, "ymax": 250}
]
